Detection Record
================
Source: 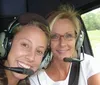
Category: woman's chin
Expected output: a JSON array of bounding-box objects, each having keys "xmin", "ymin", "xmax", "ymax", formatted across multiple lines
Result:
[
  {"xmin": 13, "ymin": 72, "xmax": 28, "ymax": 80},
  {"xmin": 58, "ymin": 53, "xmax": 71, "ymax": 58}
]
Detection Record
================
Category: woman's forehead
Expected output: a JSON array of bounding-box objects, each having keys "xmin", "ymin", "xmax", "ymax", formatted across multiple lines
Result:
[
  {"xmin": 52, "ymin": 19, "xmax": 75, "ymax": 33},
  {"xmin": 14, "ymin": 25, "xmax": 47, "ymax": 43},
  {"xmin": 15, "ymin": 26, "xmax": 46, "ymax": 37}
]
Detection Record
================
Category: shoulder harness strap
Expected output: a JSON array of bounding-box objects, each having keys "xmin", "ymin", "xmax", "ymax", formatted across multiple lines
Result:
[{"xmin": 68, "ymin": 62, "xmax": 80, "ymax": 85}]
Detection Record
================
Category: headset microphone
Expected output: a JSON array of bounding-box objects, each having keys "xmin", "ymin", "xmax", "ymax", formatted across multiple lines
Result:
[
  {"xmin": 5, "ymin": 67, "xmax": 34, "ymax": 76},
  {"xmin": 63, "ymin": 57, "xmax": 83, "ymax": 62},
  {"xmin": 0, "ymin": 62, "xmax": 34, "ymax": 75}
]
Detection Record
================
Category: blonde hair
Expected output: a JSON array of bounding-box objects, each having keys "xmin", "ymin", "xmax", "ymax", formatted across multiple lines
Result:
[{"xmin": 47, "ymin": 4, "xmax": 81, "ymax": 38}]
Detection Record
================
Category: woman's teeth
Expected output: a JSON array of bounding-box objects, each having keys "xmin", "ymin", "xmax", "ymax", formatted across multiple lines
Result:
[{"xmin": 18, "ymin": 62, "xmax": 30, "ymax": 69}]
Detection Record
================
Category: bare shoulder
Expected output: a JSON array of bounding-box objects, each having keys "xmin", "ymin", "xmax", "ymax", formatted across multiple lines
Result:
[{"xmin": 88, "ymin": 73, "xmax": 100, "ymax": 85}]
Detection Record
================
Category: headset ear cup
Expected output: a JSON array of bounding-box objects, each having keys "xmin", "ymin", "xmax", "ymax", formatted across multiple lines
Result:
[
  {"xmin": 0, "ymin": 32, "xmax": 6, "ymax": 58},
  {"xmin": 7, "ymin": 39, "xmax": 12, "ymax": 53},
  {"xmin": 39, "ymin": 48, "xmax": 52, "ymax": 69},
  {"xmin": 76, "ymin": 31, "xmax": 84, "ymax": 50}
]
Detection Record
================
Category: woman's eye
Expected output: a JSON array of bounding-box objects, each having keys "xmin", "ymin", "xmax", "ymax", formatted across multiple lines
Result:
[
  {"xmin": 21, "ymin": 43, "xmax": 29, "ymax": 48},
  {"xmin": 65, "ymin": 33, "xmax": 75, "ymax": 39},
  {"xmin": 36, "ymin": 50, "xmax": 44, "ymax": 56},
  {"xmin": 51, "ymin": 34, "xmax": 59, "ymax": 39},
  {"xmin": 66, "ymin": 34, "xmax": 72, "ymax": 38}
]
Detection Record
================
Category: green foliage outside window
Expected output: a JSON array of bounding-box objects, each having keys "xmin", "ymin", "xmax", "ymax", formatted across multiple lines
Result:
[{"xmin": 81, "ymin": 8, "xmax": 100, "ymax": 31}]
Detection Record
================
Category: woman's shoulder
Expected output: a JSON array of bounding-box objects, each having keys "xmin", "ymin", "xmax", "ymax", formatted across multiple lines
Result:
[
  {"xmin": 29, "ymin": 69, "xmax": 46, "ymax": 85},
  {"xmin": 81, "ymin": 53, "xmax": 96, "ymax": 62},
  {"xmin": 80, "ymin": 53, "xmax": 100, "ymax": 66},
  {"xmin": 29, "ymin": 69, "xmax": 45, "ymax": 80},
  {"xmin": 80, "ymin": 53, "xmax": 100, "ymax": 78}
]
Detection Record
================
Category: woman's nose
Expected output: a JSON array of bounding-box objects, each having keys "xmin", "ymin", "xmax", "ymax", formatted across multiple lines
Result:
[
  {"xmin": 25, "ymin": 52, "xmax": 36, "ymax": 62},
  {"xmin": 59, "ymin": 37, "xmax": 67, "ymax": 47}
]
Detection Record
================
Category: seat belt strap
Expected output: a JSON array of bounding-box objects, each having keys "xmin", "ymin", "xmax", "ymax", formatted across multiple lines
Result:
[{"xmin": 68, "ymin": 62, "xmax": 80, "ymax": 85}]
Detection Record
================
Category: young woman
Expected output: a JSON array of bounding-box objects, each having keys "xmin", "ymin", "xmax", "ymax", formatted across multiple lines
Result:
[{"xmin": 0, "ymin": 13, "xmax": 50, "ymax": 85}]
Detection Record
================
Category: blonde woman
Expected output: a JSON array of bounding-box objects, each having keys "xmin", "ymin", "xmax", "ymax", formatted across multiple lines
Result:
[{"xmin": 29, "ymin": 4, "xmax": 100, "ymax": 85}]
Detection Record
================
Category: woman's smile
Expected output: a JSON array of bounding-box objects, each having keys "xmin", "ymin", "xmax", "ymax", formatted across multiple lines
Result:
[{"xmin": 17, "ymin": 61, "xmax": 31, "ymax": 69}]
